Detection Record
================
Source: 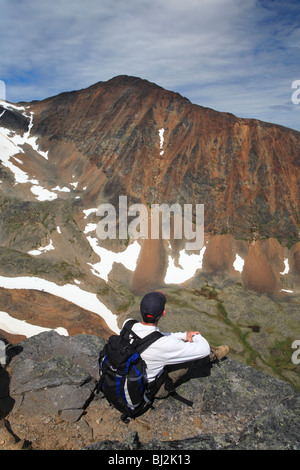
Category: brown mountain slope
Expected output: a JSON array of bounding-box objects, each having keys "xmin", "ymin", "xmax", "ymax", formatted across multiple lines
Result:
[{"xmin": 28, "ymin": 75, "xmax": 300, "ymax": 241}]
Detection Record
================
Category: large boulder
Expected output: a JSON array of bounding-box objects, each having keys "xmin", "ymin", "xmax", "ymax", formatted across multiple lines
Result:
[
  {"xmin": 6, "ymin": 330, "xmax": 105, "ymax": 422},
  {"xmin": 1, "ymin": 330, "xmax": 299, "ymax": 450}
]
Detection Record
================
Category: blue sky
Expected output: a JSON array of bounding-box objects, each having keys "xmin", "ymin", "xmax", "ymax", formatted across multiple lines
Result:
[{"xmin": 0, "ymin": 0, "xmax": 299, "ymax": 130}]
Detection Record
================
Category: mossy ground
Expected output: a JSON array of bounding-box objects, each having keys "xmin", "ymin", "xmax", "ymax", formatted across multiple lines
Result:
[{"xmin": 117, "ymin": 281, "xmax": 300, "ymax": 391}]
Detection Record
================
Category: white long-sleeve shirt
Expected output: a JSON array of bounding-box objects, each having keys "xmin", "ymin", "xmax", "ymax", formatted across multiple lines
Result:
[{"xmin": 123, "ymin": 319, "xmax": 210, "ymax": 382}]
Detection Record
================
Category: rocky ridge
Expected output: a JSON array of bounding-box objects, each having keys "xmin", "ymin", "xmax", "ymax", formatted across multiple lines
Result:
[{"xmin": 0, "ymin": 330, "xmax": 299, "ymax": 451}]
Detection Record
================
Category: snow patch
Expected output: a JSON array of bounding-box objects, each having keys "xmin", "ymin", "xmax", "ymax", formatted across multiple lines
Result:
[
  {"xmin": 0, "ymin": 310, "xmax": 68, "ymax": 338},
  {"xmin": 0, "ymin": 100, "xmax": 25, "ymax": 113},
  {"xmin": 23, "ymin": 112, "xmax": 49, "ymax": 160},
  {"xmin": 83, "ymin": 208, "xmax": 97, "ymax": 218},
  {"xmin": 0, "ymin": 103, "xmax": 56, "ymax": 201},
  {"xmin": 159, "ymin": 128, "xmax": 165, "ymax": 155},
  {"xmin": 87, "ymin": 236, "xmax": 141, "ymax": 282},
  {"xmin": 0, "ymin": 127, "xmax": 33, "ymax": 184},
  {"xmin": 30, "ymin": 185, "xmax": 58, "ymax": 201},
  {"xmin": 0, "ymin": 105, "xmax": 48, "ymax": 160},
  {"xmin": 0, "ymin": 275, "xmax": 120, "ymax": 333},
  {"xmin": 164, "ymin": 245, "xmax": 206, "ymax": 284},
  {"xmin": 233, "ymin": 254, "xmax": 244, "ymax": 273},
  {"xmin": 28, "ymin": 239, "xmax": 55, "ymax": 256},
  {"xmin": 280, "ymin": 258, "xmax": 289, "ymax": 275},
  {"xmin": 0, "ymin": 126, "xmax": 56, "ymax": 200},
  {"xmin": 84, "ymin": 223, "xmax": 97, "ymax": 234},
  {"xmin": 52, "ymin": 185, "xmax": 71, "ymax": 193}
]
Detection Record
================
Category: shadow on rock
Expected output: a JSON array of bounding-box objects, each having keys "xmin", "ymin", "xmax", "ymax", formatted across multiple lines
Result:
[
  {"xmin": 170, "ymin": 355, "xmax": 214, "ymax": 390},
  {"xmin": 0, "ymin": 335, "xmax": 23, "ymax": 419}
]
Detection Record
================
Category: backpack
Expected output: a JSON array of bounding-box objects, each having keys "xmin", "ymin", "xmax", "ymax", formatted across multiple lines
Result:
[{"xmin": 97, "ymin": 319, "xmax": 164, "ymax": 423}]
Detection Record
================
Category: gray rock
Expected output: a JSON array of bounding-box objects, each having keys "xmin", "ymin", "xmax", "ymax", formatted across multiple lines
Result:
[
  {"xmin": 4, "ymin": 330, "xmax": 300, "ymax": 448},
  {"xmin": 10, "ymin": 356, "xmax": 91, "ymax": 394},
  {"xmin": 9, "ymin": 330, "xmax": 105, "ymax": 380},
  {"xmin": 190, "ymin": 358, "xmax": 295, "ymax": 415},
  {"xmin": 234, "ymin": 393, "xmax": 300, "ymax": 450},
  {"xmin": 7, "ymin": 330, "xmax": 105, "ymax": 422}
]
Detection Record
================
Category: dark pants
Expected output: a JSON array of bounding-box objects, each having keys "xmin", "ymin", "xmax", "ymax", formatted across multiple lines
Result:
[{"xmin": 153, "ymin": 355, "xmax": 211, "ymax": 398}]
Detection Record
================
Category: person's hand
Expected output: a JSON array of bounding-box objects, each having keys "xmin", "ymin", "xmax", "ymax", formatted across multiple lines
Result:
[{"xmin": 186, "ymin": 331, "xmax": 201, "ymax": 342}]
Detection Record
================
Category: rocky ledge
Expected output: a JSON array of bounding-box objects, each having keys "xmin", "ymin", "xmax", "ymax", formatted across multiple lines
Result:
[{"xmin": 0, "ymin": 330, "xmax": 299, "ymax": 450}]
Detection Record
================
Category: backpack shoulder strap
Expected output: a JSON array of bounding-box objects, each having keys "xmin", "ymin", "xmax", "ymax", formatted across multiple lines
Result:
[
  {"xmin": 121, "ymin": 320, "xmax": 163, "ymax": 354},
  {"xmin": 121, "ymin": 319, "xmax": 138, "ymax": 335},
  {"xmin": 135, "ymin": 331, "xmax": 163, "ymax": 354}
]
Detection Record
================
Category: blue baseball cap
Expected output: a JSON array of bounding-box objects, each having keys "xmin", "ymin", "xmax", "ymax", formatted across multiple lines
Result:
[{"xmin": 140, "ymin": 291, "xmax": 166, "ymax": 322}]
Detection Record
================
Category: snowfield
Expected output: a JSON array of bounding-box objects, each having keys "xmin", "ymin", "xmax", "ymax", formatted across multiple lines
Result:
[{"xmin": 0, "ymin": 275, "xmax": 120, "ymax": 336}]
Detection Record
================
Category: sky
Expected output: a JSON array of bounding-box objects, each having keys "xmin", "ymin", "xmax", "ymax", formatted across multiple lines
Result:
[{"xmin": 0, "ymin": 0, "xmax": 300, "ymax": 131}]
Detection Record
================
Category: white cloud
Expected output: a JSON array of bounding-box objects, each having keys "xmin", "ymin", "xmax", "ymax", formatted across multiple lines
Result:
[{"xmin": 0, "ymin": 0, "xmax": 299, "ymax": 130}]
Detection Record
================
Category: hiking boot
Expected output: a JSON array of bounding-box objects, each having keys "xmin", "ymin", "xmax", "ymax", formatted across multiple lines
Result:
[{"xmin": 210, "ymin": 345, "xmax": 229, "ymax": 362}]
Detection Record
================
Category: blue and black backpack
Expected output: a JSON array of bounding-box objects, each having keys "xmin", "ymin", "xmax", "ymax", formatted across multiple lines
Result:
[{"xmin": 97, "ymin": 319, "xmax": 164, "ymax": 423}]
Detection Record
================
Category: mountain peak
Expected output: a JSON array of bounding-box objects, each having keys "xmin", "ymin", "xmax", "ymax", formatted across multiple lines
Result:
[{"xmin": 28, "ymin": 76, "xmax": 299, "ymax": 242}]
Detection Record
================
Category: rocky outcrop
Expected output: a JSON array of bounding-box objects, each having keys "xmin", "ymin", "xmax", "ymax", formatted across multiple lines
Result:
[
  {"xmin": 3, "ymin": 331, "xmax": 105, "ymax": 423},
  {"xmin": 0, "ymin": 330, "xmax": 299, "ymax": 450}
]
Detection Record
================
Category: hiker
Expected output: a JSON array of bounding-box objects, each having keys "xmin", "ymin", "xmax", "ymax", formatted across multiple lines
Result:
[{"xmin": 123, "ymin": 291, "xmax": 229, "ymax": 399}]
